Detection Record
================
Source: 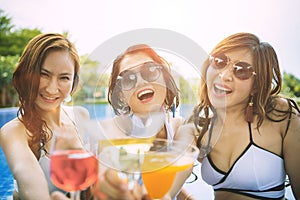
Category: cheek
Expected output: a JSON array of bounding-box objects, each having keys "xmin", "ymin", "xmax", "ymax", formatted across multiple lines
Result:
[
  {"xmin": 206, "ymin": 67, "xmax": 217, "ymax": 88},
  {"xmin": 154, "ymin": 84, "xmax": 167, "ymax": 98},
  {"xmin": 38, "ymin": 77, "xmax": 48, "ymax": 89},
  {"xmin": 61, "ymin": 82, "xmax": 74, "ymax": 95}
]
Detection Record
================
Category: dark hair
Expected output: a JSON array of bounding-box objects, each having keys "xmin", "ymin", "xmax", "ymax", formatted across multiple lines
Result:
[
  {"xmin": 13, "ymin": 33, "xmax": 80, "ymax": 152},
  {"xmin": 108, "ymin": 44, "xmax": 180, "ymax": 115},
  {"xmin": 191, "ymin": 32, "xmax": 300, "ymax": 150}
]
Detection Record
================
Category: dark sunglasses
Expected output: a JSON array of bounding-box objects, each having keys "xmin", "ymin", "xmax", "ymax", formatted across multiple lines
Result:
[
  {"xmin": 209, "ymin": 53, "xmax": 256, "ymax": 80},
  {"xmin": 117, "ymin": 62, "xmax": 163, "ymax": 90}
]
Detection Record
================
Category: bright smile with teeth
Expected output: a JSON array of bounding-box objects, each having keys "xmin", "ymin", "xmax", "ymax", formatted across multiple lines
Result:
[
  {"xmin": 137, "ymin": 89, "xmax": 154, "ymax": 102},
  {"xmin": 214, "ymin": 84, "xmax": 232, "ymax": 95},
  {"xmin": 41, "ymin": 94, "xmax": 58, "ymax": 101}
]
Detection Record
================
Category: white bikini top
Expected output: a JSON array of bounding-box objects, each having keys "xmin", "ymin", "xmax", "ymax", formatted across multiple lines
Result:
[{"xmin": 201, "ymin": 123, "xmax": 286, "ymax": 199}]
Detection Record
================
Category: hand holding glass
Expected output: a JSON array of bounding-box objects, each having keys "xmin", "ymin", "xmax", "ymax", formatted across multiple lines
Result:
[{"xmin": 50, "ymin": 126, "xmax": 98, "ymax": 200}]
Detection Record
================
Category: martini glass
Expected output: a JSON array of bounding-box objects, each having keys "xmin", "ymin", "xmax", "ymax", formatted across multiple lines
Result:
[
  {"xmin": 49, "ymin": 126, "xmax": 99, "ymax": 200},
  {"xmin": 98, "ymin": 138, "xmax": 199, "ymax": 199},
  {"xmin": 98, "ymin": 137, "xmax": 154, "ymax": 190},
  {"xmin": 141, "ymin": 138, "xmax": 199, "ymax": 199}
]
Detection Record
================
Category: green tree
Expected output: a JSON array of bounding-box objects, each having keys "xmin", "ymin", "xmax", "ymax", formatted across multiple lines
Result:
[
  {"xmin": 282, "ymin": 72, "xmax": 300, "ymax": 104},
  {"xmin": 0, "ymin": 9, "xmax": 42, "ymax": 107},
  {"xmin": 72, "ymin": 55, "xmax": 109, "ymax": 104},
  {"xmin": 0, "ymin": 55, "xmax": 19, "ymax": 106}
]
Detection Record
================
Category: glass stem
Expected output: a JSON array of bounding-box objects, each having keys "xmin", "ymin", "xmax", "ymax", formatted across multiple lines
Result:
[{"xmin": 70, "ymin": 191, "xmax": 80, "ymax": 200}]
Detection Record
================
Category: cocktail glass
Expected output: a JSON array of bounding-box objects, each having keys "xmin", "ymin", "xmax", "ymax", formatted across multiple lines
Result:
[
  {"xmin": 50, "ymin": 126, "xmax": 99, "ymax": 200},
  {"xmin": 141, "ymin": 138, "xmax": 199, "ymax": 199},
  {"xmin": 98, "ymin": 138, "xmax": 199, "ymax": 199}
]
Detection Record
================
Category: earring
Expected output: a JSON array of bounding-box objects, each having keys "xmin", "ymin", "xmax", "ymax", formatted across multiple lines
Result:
[
  {"xmin": 245, "ymin": 95, "xmax": 254, "ymax": 123},
  {"xmin": 64, "ymin": 94, "xmax": 72, "ymax": 103},
  {"xmin": 171, "ymin": 97, "xmax": 176, "ymax": 118}
]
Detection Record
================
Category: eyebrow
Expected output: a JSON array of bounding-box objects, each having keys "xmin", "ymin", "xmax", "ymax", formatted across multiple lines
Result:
[{"xmin": 41, "ymin": 68, "xmax": 73, "ymax": 76}]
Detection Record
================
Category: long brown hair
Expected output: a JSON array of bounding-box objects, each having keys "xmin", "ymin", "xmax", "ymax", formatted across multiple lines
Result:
[
  {"xmin": 13, "ymin": 33, "xmax": 80, "ymax": 153},
  {"xmin": 191, "ymin": 32, "xmax": 300, "ymax": 150},
  {"xmin": 108, "ymin": 44, "xmax": 180, "ymax": 115}
]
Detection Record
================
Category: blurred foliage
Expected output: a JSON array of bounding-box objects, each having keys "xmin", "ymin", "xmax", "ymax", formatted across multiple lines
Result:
[
  {"xmin": 72, "ymin": 55, "xmax": 109, "ymax": 104},
  {"xmin": 0, "ymin": 10, "xmax": 42, "ymax": 107},
  {"xmin": 281, "ymin": 72, "xmax": 300, "ymax": 105},
  {"xmin": 0, "ymin": 10, "xmax": 41, "ymax": 56},
  {"xmin": 0, "ymin": 55, "xmax": 19, "ymax": 106}
]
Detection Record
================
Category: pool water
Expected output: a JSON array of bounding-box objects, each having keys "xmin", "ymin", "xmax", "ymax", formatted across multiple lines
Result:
[
  {"xmin": 0, "ymin": 107, "xmax": 17, "ymax": 199},
  {"xmin": 0, "ymin": 147, "xmax": 14, "ymax": 199}
]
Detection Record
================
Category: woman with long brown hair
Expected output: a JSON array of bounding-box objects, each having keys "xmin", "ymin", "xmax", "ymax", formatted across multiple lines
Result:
[
  {"xmin": 178, "ymin": 32, "xmax": 300, "ymax": 199},
  {"xmin": 0, "ymin": 33, "xmax": 89, "ymax": 200}
]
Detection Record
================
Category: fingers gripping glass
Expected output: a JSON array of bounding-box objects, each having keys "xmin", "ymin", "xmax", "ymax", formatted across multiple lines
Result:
[
  {"xmin": 117, "ymin": 62, "xmax": 163, "ymax": 90},
  {"xmin": 209, "ymin": 53, "xmax": 256, "ymax": 80}
]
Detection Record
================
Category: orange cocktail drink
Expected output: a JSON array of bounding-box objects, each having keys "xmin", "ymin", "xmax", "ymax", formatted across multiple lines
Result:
[{"xmin": 141, "ymin": 153, "xmax": 194, "ymax": 199}]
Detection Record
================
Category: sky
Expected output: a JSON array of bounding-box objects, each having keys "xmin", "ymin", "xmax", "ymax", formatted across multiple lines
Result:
[{"xmin": 1, "ymin": 0, "xmax": 300, "ymax": 78}]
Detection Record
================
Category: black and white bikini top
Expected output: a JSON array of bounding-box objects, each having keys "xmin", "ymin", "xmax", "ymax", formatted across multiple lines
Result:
[{"xmin": 201, "ymin": 123, "xmax": 286, "ymax": 199}]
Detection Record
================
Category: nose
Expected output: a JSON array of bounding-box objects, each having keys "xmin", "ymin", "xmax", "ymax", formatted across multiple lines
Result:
[
  {"xmin": 45, "ymin": 78, "xmax": 59, "ymax": 94},
  {"xmin": 218, "ymin": 66, "xmax": 233, "ymax": 81},
  {"xmin": 135, "ymin": 72, "xmax": 147, "ymax": 86}
]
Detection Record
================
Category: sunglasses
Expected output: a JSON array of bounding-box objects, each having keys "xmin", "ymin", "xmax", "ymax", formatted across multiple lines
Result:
[
  {"xmin": 209, "ymin": 53, "xmax": 256, "ymax": 80},
  {"xmin": 117, "ymin": 61, "xmax": 163, "ymax": 90}
]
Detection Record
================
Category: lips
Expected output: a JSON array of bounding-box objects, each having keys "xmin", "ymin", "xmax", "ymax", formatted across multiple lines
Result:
[
  {"xmin": 213, "ymin": 83, "xmax": 232, "ymax": 95},
  {"xmin": 40, "ymin": 94, "xmax": 59, "ymax": 102},
  {"xmin": 137, "ymin": 89, "xmax": 154, "ymax": 102}
]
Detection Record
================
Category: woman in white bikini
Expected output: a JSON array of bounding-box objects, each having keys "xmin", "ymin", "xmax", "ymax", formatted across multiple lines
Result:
[
  {"xmin": 178, "ymin": 32, "xmax": 300, "ymax": 199},
  {"xmin": 0, "ymin": 33, "xmax": 90, "ymax": 200}
]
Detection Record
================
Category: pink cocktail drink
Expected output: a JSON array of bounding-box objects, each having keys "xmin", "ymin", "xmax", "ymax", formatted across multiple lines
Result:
[{"xmin": 50, "ymin": 149, "xmax": 98, "ymax": 191}]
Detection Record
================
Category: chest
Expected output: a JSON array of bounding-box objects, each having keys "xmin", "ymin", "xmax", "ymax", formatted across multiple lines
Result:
[{"xmin": 209, "ymin": 121, "xmax": 283, "ymax": 172}]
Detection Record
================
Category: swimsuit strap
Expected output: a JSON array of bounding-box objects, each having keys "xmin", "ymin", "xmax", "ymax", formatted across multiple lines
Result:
[{"xmin": 248, "ymin": 122, "xmax": 253, "ymax": 143}]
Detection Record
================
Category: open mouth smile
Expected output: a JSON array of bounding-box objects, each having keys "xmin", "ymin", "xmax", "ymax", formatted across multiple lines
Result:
[
  {"xmin": 137, "ymin": 89, "xmax": 154, "ymax": 102},
  {"xmin": 214, "ymin": 83, "xmax": 232, "ymax": 95}
]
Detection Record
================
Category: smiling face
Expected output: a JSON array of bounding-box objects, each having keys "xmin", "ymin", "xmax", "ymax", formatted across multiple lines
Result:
[
  {"xmin": 118, "ymin": 52, "xmax": 167, "ymax": 114},
  {"xmin": 35, "ymin": 50, "xmax": 75, "ymax": 112},
  {"xmin": 206, "ymin": 48, "xmax": 255, "ymax": 110}
]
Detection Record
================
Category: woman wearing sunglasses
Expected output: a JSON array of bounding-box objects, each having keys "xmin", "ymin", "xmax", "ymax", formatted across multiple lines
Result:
[
  {"xmin": 93, "ymin": 44, "xmax": 195, "ymax": 200},
  {"xmin": 177, "ymin": 32, "xmax": 300, "ymax": 199}
]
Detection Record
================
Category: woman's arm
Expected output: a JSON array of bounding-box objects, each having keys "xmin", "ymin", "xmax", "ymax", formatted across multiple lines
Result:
[
  {"xmin": 283, "ymin": 109, "xmax": 300, "ymax": 198},
  {"xmin": 166, "ymin": 123, "xmax": 198, "ymax": 199},
  {"xmin": 0, "ymin": 119, "xmax": 51, "ymax": 200}
]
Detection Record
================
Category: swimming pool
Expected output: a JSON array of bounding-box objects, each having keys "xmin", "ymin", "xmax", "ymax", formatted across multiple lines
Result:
[{"xmin": 0, "ymin": 107, "xmax": 17, "ymax": 199}]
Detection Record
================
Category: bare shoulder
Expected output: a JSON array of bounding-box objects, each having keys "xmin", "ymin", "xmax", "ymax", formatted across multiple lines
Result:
[
  {"xmin": 174, "ymin": 122, "xmax": 197, "ymax": 144},
  {"xmin": 0, "ymin": 118, "xmax": 25, "ymax": 139},
  {"xmin": 63, "ymin": 105, "xmax": 90, "ymax": 120},
  {"xmin": 274, "ymin": 97, "xmax": 292, "ymax": 109},
  {"xmin": 99, "ymin": 118, "xmax": 114, "ymax": 129},
  {"xmin": 170, "ymin": 116, "xmax": 185, "ymax": 132},
  {"xmin": 0, "ymin": 118, "xmax": 28, "ymax": 151},
  {"xmin": 268, "ymin": 97, "xmax": 299, "ymax": 119}
]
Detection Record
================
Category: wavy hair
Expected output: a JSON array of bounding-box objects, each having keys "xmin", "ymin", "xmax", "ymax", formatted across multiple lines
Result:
[
  {"xmin": 190, "ymin": 32, "xmax": 300, "ymax": 150},
  {"xmin": 13, "ymin": 33, "xmax": 80, "ymax": 153}
]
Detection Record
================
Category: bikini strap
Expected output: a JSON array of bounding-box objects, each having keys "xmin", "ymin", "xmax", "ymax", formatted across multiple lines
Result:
[
  {"xmin": 284, "ymin": 100, "xmax": 293, "ymax": 137},
  {"xmin": 248, "ymin": 122, "xmax": 253, "ymax": 143}
]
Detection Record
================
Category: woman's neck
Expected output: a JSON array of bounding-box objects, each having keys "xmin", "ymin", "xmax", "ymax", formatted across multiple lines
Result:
[
  {"xmin": 39, "ymin": 106, "xmax": 63, "ymax": 128},
  {"xmin": 215, "ymin": 105, "xmax": 246, "ymax": 125}
]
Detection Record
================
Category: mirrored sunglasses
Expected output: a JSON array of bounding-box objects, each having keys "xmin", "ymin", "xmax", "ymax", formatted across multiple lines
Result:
[
  {"xmin": 117, "ymin": 62, "xmax": 163, "ymax": 90},
  {"xmin": 209, "ymin": 53, "xmax": 256, "ymax": 80}
]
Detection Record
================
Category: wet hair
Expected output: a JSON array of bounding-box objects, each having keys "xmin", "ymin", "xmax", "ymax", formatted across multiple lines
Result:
[
  {"xmin": 13, "ymin": 33, "xmax": 80, "ymax": 153},
  {"xmin": 108, "ymin": 44, "xmax": 180, "ymax": 115},
  {"xmin": 190, "ymin": 32, "xmax": 300, "ymax": 150}
]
